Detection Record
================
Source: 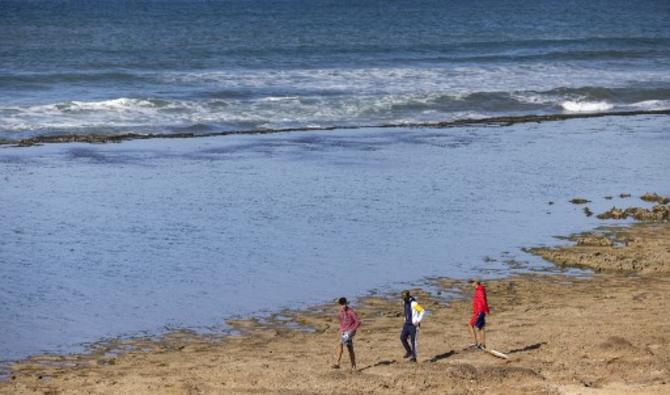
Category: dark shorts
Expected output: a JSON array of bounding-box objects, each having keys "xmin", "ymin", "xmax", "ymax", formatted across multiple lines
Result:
[
  {"xmin": 469, "ymin": 312, "xmax": 486, "ymax": 329},
  {"xmin": 340, "ymin": 331, "xmax": 355, "ymax": 346}
]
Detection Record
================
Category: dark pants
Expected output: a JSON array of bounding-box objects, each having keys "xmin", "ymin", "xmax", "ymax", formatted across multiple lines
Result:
[{"xmin": 400, "ymin": 323, "xmax": 418, "ymax": 358}]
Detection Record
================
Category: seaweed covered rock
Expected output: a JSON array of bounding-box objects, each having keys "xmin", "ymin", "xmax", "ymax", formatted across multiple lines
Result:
[
  {"xmin": 597, "ymin": 207, "xmax": 626, "ymax": 220},
  {"xmin": 625, "ymin": 205, "xmax": 670, "ymax": 221},
  {"xmin": 640, "ymin": 193, "xmax": 669, "ymax": 204},
  {"xmin": 597, "ymin": 204, "xmax": 670, "ymax": 222},
  {"xmin": 575, "ymin": 235, "xmax": 613, "ymax": 247}
]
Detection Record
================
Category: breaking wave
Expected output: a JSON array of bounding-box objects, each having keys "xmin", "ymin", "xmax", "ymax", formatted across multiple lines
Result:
[
  {"xmin": 561, "ymin": 101, "xmax": 614, "ymax": 113},
  {"xmin": 2, "ymin": 64, "xmax": 670, "ymax": 140}
]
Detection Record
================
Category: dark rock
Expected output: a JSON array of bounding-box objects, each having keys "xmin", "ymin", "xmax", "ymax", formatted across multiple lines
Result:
[
  {"xmin": 570, "ymin": 198, "xmax": 591, "ymax": 205},
  {"xmin": 583, "ymin": 207, "xmax": 593, "ymax": 217},
  {"xmin": 640, "ymin": 193, "xmax": 669, "ymax": 204}
]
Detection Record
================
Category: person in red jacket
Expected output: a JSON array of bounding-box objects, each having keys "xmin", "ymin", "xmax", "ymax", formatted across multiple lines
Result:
[
  {"xmin": 468, "ymin": 278, "xmax": 490, "ymax": 348},
  {"xmin": 332, "ymin": 297, "xmax": 361, "ymax": 370}
]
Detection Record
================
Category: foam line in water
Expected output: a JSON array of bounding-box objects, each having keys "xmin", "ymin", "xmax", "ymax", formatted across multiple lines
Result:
[{"xmin": 561, "ymin": 101, "xmax": 614, "ymax": 113}]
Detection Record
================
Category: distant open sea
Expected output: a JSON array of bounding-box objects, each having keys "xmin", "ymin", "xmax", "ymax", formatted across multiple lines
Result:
[{"xmin": 1, "ymin": 0, "xmax": 669, "ymax": 140}]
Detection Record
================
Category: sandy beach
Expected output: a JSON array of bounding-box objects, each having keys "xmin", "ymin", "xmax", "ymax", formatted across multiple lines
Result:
[{"xmin": 3, "ymin": 215, "xmax": 669, "ymax": 394}]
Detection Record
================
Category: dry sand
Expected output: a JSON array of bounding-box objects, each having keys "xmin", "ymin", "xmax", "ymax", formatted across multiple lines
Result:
[{"xmin": 3, "ymin": 224, "xmax": 669, "ymax": 394}]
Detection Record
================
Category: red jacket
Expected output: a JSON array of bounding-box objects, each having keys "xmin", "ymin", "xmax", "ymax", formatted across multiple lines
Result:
[{"xmin": 472, "ymin": 285, "xmax": 490, "ymax": 314}]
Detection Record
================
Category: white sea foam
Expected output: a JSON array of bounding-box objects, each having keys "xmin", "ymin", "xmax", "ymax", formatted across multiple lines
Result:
[
  {"xmin": 561, "ymin": 100, "xmax": 614, "ymax": 113},
  {"xmin": 627, "ymin": 99, "xmax": 670, "ymax": 111},
  {"xmin": 2, "ymin": 62, "xmax": 670, "ymax": 138},
  {"xmin": 161, "ymin": 64, "xmax": 670, "ymax": 98}
]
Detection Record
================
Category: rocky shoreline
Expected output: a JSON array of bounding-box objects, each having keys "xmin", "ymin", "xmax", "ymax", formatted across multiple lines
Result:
[
  {"xmin": 529, "ymin": 192, "xmax": 670, "ymax": 273},
  {"xmin": 529, "ymin": 223, "xmax": 670, "ymax": 273},
  {"xmin": 3, "ymin": 268, "xmax": 669, "ymax": 394}
]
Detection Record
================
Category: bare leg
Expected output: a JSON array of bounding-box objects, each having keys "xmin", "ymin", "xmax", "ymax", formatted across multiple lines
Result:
[
  {"xmin": 333, "ymin": 342, "xmax": 343, "ymax": 367},
  {"xmin": 468, "ymin": 324, "xmax": 478, "ymax": 345},
  {"xmin": 347, "ymin": 344, "xmax": 356, "ymax": 369},
  {"xmin": 479, "ymin": 328, "xmax": 486, "ymax": 348}
]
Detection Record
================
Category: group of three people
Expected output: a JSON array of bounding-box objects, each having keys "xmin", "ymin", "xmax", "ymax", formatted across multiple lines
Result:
[{"xmin": 332, "ymin": 279, "xmax": 490, "ymax": 370}]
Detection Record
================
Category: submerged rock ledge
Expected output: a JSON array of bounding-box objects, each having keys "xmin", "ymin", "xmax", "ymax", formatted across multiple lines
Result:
[{"xmin": 4, "ymin": 108, "xmax": 670, "ymax": 148}]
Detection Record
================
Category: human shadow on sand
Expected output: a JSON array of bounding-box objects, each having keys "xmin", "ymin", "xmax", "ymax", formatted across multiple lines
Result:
[
  {"xmin": 508, "ymin": 342, "xmax": 547, "ymax": 354},
  {"xmin": 429, "ymin": 350, "xmax": 457, "ymax": 363},
  {"xmin": 358, "ymin": 359, "xmax": 397, "ymax": 372}
]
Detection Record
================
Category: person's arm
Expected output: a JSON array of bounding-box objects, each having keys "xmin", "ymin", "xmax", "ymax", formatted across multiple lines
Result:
[
  {"xmin": 476, "ymin": 291, "xmax": 490, "ymax": 314},
  {"xmin": 349, "ymin": 309, "xmax": 361, "ymax": 331},
  {"xmin": 475, "ymin": 300, "xmax": 490, "ymax": 314},
  {"xmin": 337, "ymin": 311, "xmax": 344, "ymax": 333}
]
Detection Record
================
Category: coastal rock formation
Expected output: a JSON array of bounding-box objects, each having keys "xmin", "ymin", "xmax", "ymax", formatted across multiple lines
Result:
[
  {"xmin": 529, "ymin": 224, "xmax": 670, "ymax": 273},
  {"xmin": 574, "ymin": 235, "xmax": 613, "ymax": 247},
  {"xmin": 596, "ymin": 207, "xmax": 626, "ymax": 220},
  {"xmin": 640, "ymin": 192, "xmax": 670, "ymax": 204},
  {"xmin": 597, "ymin": 204, "xmax": 670, "ymax": 222},
  {"xmin": 4, "ymin": 274, "xmax": 670, "ymax": 394}
]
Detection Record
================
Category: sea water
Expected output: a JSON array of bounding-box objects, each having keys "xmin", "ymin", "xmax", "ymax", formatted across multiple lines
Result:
[
  {"xmin": 0, "ymin": 0, "xmax": 669, "ymax": 140},
  {"xmin": 2, "ymin": 115, "xmax": 669, "ymax": 360},
  {"xmin": 1, "ymin": 0, "xmax": 670, "ymax": 361}
]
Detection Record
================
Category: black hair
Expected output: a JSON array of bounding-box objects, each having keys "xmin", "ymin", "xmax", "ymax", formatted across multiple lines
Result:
[{"xmin": 338, "ymin": 297, "xmax": 348, "ymax": 305}]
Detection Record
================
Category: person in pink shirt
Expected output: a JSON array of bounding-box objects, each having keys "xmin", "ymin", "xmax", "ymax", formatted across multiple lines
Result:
[{"xmin": 332, "ymin": 297, "xmax": 361, "ymax": 370}]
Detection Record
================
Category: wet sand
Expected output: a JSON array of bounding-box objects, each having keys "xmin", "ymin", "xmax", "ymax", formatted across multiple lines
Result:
[{"xmin": 3, "ymin": 222, "xmax": 669, "ymax": 394}]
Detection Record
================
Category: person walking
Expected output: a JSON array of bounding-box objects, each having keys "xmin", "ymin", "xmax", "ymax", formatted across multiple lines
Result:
[
  {"xmin": 332, "ymin": 297, "xmax": 361, "ymax": 370},
  {"xmin": 400, "ymin": 290, "xmax": 425, "ymax": 362},
  {"xmin": 468, "ymin": 278, "xmax": 490, "ymax": 348}
]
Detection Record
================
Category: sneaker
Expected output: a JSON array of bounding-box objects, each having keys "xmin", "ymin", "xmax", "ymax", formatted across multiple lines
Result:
[
  {"xmin": 403, "ymin": 352, "xmax": 412, "ymax": 359},
  {"xmin": 409, "ymin": 357, "xmax": 417, "ymax": 363},
  {"xmin": 331, "ymin": 364, "xmax": 340, "ymax": 369}
]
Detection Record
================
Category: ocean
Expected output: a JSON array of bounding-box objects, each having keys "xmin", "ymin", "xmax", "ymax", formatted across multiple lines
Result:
[
  {"xmin": 1, "ymin": 0, "xmax": 670, "ymax": 362},
  {"xmin": 1, "ymin": 0, "xmax": 669, "ymax": 140}
]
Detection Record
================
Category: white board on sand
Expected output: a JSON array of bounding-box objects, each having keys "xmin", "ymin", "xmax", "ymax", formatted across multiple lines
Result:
[{"xmin": 481, "ymin": 347, "xmax": 510, "ymax": 360}]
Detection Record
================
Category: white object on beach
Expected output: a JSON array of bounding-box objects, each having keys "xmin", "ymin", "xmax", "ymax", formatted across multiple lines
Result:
[{"xmin": 480, "ymin": 346, "xmax": 510, "ymax": 360}]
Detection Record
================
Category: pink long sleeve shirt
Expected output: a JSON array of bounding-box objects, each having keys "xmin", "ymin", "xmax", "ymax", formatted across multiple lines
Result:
[{"xmin": 338, "ymin": 307, "xmax": 361, "ymax": 333}]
